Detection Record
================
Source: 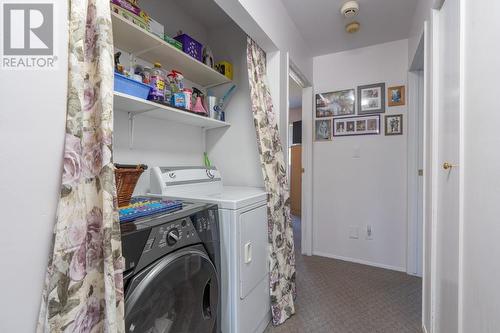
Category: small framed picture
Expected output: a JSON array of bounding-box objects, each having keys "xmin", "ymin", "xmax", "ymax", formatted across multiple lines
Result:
[
  {"xmin": 385, "ymin": 114, "xmax": 403, "ymax": 135},
  {"xmin": 315, "ymin": 119, "xmax": 332, "ymax": 141},
  {"xmin": 315, "ymin": 89, "xmax": 356, "ymax": 118},
  {"xmin": 333, "ymin": 115, "xmax": 380, "ymax": 137},
  {"xmin": 388, "ymin": 85, "xmax": 405, "ymax": 106},
  {"xmin": 357, "ymin": 83, "xmax": 385, "ymax": 114}
]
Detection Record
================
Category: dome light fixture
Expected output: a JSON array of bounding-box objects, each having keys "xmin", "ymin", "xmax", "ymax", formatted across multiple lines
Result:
[{"xmin": 345, "ymin": 21, "xmax": 361, "ymax": 34}]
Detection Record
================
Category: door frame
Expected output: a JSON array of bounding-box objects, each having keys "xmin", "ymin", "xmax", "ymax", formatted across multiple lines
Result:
[
  {"xmin": 289, "ymin": 64, "xmax": 313, "ymax": 256},
  {"xmin": 407, "ymin": 66, "xmax": 425, "ymax": 278},
  {"xmin": 430, "ymin": 10, "xmax": 440, "ymax": 331}
]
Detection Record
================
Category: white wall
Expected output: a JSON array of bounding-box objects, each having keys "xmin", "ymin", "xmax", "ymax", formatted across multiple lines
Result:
[
  {"xmin": 0, "ymin": 2, "xmax": 68, "ymax": 332},
  {"xmin": 408, "ymin": 0, "xmax": 445, "ymax": 66},
  {"xmin": 236, "ymin": 0, "xmax": 312, "ymax": 83},
  {"xmin": 408, "ymin": 0, "xmax": 433, "ymax": 66},
  {"xmin": 289, "ymin": 107, "xmax": 302, "ymax": 124},
  {"xmin": 206, "ymin": 23, "xmax": 263, "ymax": 187},
  {"xmin": 214, "ymin": 0, "xmax": 315, "ymax": 185},
  {"xmin": 312, "ymin": 39, "xmax": 409, "ymax": 271},
  {"xmin": 139, "ymin": 0, "xmax": 209, "ymax": 46},
  {"xmin": 461, "ymin": 0, "xmax": 500, "ymax": 331},
  {"xmin": 113, "ymin": 114, "xmax": 205, "ymax": 194}
]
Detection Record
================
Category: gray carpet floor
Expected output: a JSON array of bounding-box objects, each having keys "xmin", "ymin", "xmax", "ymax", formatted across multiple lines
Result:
[{"xmin": 264, "ymin": 216, "xmax": 422, "ymax": 333}]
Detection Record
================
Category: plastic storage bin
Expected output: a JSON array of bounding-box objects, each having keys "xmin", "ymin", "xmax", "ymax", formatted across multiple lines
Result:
[
  {"xmin": 114, "ymin": 73, "xmax": 151, "ymax": 99},
  {"xmin": 174, "ymin": 34, "xmax": 203, "ymax": 61}
]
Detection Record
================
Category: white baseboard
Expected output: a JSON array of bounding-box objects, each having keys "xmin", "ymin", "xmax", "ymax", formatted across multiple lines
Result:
[
  {"xmin": 312, "ymin": 251, "xmax": 406, "ymax": 272},
  {"xmin": 407, "ymin": 271, "xmax": 423, "ymax": 278}
]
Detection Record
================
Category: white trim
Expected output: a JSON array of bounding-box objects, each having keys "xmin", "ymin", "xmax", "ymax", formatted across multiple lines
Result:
[
  {"xmin": 288, "ymin": 63, "xmax": 314, "ymax": 257},
  {"xmin": 433, "ymin": 0, "xmax": 445, "ymax": 10},
  {"xmin": 458, "ymin": 0, "xmax": 465, "ymax": 331},
  {"xmin": 407, "ymin": 70, "xmax": 423, "ymax": 277},
  {"xmin": 423, "ymin": 324, "xmax": 429, "ymax": 333},
  {"xmin": 421, "ymin": 19, "xmax": 431, "ymax": 332},
  {"xmin": 430, "ymin": 9, "xmax": 441, "ymax": 333},
  {"xmin": 301, "ymin": 86, "xmax": 314, "ymax": 256},
  {"xmin": 312, "ymin": 251, "xmax": 406, "ymax": 273}
]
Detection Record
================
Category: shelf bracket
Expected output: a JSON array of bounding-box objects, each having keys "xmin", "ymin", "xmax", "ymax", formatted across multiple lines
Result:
[
  {"xmin": 127, "ymin": 108, "xmax": 157, "ymax": 149},
  {"xmin": 128, "ymin": 112, "xmax": 136, "ymax": 149}
]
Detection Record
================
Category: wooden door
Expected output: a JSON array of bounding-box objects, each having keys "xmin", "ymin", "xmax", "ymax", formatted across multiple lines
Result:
[{"xmin": 290, "ymin": 145, "xmax": 302, "ymax": 216}]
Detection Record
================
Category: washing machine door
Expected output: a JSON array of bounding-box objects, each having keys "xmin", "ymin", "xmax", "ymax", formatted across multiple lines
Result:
[{"xmin": 125, "ymin": 246, "xmax": 219, "ymax": 333}]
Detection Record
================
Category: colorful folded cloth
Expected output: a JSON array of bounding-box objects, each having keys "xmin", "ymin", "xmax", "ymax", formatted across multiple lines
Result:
[{"xmin": 119, "ymin": 197, "xmax": 182, "ymax": 223}]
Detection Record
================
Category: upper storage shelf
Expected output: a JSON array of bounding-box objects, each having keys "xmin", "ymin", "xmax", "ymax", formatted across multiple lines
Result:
[
  {"xmin": 111, "ymin": 13, "xmax": 231, "ymax": 88},
  {"xmin": 114, "ymin": 92, "xmax": 230, "ymax": 129}
]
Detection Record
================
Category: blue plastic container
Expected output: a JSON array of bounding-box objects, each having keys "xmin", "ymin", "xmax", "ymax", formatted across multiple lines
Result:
[{"xmin": 114, "ymin": 73, "xmax": 151, "ymax": 99}]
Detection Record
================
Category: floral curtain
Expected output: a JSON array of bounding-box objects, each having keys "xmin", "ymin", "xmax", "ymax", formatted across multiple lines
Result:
[
  {"xmin": 37, "ymin": 0, "xmax": 125, "ymax": 332},
  {"xmin": 246, "ymin": 37, "xmax": 296, "ymax": 326}
]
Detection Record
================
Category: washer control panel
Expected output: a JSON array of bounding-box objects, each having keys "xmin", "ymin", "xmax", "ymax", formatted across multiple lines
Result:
[
  {"xmin": 122, "ymin": 204, "xmax": 219, "ymax": 273},
  {"xmin": 143, "ymin": 217, "xmax": 199, "ymax": 254}
]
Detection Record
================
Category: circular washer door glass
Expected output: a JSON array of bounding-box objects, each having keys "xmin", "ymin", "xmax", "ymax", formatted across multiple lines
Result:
[{"xmin": 125, "ymin": 248, "xmax": 219, "ymax": 333}]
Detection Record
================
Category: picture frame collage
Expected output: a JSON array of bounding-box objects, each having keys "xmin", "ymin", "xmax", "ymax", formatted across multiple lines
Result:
[{"xmin": 315, "ymin": 83, "xmax": 405, "ymax": 141}]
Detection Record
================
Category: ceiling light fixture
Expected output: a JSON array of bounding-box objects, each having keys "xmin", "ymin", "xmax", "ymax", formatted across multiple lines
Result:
[{"xmin": 345, "ymin": 21, "xmax": 361, "ymax": 33}]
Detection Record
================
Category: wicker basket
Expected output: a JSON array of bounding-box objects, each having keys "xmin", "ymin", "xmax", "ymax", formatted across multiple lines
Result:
[{"xmin": 114, "ymin": 164, "xmax": 147, "ymax": 207}]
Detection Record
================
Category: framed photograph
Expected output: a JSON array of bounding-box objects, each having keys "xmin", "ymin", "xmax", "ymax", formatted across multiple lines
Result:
[
  {"xmin": 315, "ymin": 119, "xmax": 332, "ymax": 141},
  {"xmin": 333, "ymin": 115, "xmax": 380, "ymax": 137},
  {"xmin": 357, "ymin": 83, "xmax": 385, "ymax": 114},
  {"xmin": 388, "ymin": 85, "xmax": 406, "ymax": 106},
  {"xmin": 315, "ymin": 89, "xmax": 355, "ymax": 117},
  {"xmin": 385, "ymin": 114, "xmax": 403, "ymax": 135}
]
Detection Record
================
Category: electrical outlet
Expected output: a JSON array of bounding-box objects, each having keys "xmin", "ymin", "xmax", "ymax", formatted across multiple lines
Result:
[
  {"xmin": 349, "ymin": 226, "xmax": 359, "ymax": 239},
  {"xmin": 366, "ymin": 224, "xmax": 373, "ymax": 240}
]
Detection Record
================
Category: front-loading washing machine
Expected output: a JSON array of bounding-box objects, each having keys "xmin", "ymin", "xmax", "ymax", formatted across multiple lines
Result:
[{"xmin": 121, "ymin": 199, "xmax": 221, "ymax": 333}]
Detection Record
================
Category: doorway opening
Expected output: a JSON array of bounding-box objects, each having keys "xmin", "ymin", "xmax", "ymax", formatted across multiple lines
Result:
[
  {"xmin": 288, "ymin": 75, "xmax": 303, "ymax": 250},
  {"xmin": 408, "ymin": 20, "xmax": 429, "ymax": 331}
]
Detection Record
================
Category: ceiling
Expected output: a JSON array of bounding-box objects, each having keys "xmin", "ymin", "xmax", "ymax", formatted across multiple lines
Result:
[
  {"xmin": 282, "ymin": 0, "xmax": 419, "ymax": 56},
  {"xmin": 175, "ymin": 0, "xmax": 233, "ymax": 29}
]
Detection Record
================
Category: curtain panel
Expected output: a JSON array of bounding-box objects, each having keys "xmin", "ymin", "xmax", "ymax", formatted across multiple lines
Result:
[
  {"xmin": 246, "ymin": 37, "xmax": 296, "ymax": 326},
  {"xmin": 37, "ymin": 0, "xmax": 125, "ymax": 332}
]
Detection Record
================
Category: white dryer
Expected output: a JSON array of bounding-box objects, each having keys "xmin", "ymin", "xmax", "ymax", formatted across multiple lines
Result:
[{"xmin": 150, "ymin": 166, "xmax": 271, "ymax": 333}]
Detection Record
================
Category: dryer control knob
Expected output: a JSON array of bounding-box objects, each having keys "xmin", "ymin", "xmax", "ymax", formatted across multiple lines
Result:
[{"xmin": 167, "ymin": 228, "xmax": 180, "ymax": 246}]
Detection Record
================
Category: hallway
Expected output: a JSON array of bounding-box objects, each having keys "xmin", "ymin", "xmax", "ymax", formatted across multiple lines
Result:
[{"xmin": 265, "ymin": 217, "xmax": 422, "ymax": 333}]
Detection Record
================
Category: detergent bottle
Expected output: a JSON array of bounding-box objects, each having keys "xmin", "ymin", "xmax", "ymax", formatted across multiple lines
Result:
[{"xmin": 148, "ymin": 62, "xmax": 166, "ymax": 102}]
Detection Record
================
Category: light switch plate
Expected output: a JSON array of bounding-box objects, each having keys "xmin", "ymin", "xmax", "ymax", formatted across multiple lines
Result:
[{"xmin": 366, "ymin": 225, "xmax": 373, "ymax": 240}]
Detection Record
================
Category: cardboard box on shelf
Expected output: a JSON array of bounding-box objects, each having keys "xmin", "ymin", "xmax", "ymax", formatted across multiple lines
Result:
[{"xmin": 215, "ymin": 61, "xmax": 233, "ymax": 80}]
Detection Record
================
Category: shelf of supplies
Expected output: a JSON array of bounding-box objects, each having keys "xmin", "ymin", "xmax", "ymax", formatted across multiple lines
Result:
[
  {"xmin": 114, "ymin": 91, "xmax": 230, "ymax": 129},
  {"xmin": 111, "ymin": 13, "xmax": 231, "ymax": 88}
]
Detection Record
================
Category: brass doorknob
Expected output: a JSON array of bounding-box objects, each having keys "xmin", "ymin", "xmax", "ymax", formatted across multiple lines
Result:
[{"xmin": 443, "ymin": 162, "xmax": 457, "ymax": 170}]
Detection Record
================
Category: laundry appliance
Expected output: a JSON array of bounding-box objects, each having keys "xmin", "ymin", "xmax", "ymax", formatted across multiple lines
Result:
[
  {"xmin": 150, "ymin": 166, "xmax": 271, "ymax": 333},
  {"xmin": 121, "ymin": 199, "xmax": 221, "ymax": 333}
]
